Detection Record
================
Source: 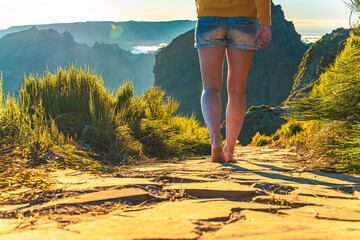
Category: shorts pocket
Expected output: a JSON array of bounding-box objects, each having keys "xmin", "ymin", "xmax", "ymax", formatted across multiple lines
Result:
[
  {"xmin": 196, "ymin": 18, "xmax": 219, "ymax": 37},
  {"xmin": 232, "ymin": 20, "xmax": 256, "ymax": 34}
]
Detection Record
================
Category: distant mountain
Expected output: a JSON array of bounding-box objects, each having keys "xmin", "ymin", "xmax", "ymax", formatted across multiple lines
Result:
[
  {"xmin": 154, "ymin": 2, "xmax": 308, "ymax": 123},
  {"xmin": 0, "ymin": 21, "xmax": 196, "ymax": 50},
  {"xmin": 287, "ymin": 28, "xmax": 351, "ymax": 101},
  {"xmin": 0, "ymin": 27, "xmax": 154, "ymax": 94}
]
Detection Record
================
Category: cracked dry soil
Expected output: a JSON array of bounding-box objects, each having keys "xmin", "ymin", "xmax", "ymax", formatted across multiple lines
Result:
[{"xmin": 1, "ymin": 146, "xmax": 360, "ymax": 240}]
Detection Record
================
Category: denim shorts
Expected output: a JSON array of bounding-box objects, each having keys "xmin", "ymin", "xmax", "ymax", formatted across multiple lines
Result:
[{"xmin": 195, "ymin": 16, "xmax": 259, "ymax": 50}]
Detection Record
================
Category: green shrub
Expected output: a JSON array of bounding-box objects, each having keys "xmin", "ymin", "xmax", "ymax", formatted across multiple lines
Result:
[
  {"xmin": 287, "ymin": 34, "xmax": 360, "ymax": 123},
  {"xmin": 134, "ymin": 113, "xmax": 211, "ymax": 159},
  {"xmin": 1, "ymin": 65, "xmax": 210, "ymax": 165},
  {"xmin": 25, "ymin": 101, "xmax": 53, "ymax": 162},
  {"xmin": 112, "ymin": 124, "xmax": 143, "ymax": 163},
  {"xmin": 141, "ymin": 86, "xmax": 179, "ymax": 119},
  {"xmin": 54, "ymin": 112, "xmax": 89, "ymax": 138},
  {"xmin": 271, "ymin": 120, "xmax": 304, "ymax": 142},
  {"xmin": 21, "ymin": 66, "xmax": 114, "ymax": 119},
  {"xmin": 284, "ymin": 33, "xmax": 360, "ymax": 172},
  {"xmin": 115, "ymin": 80, "xmax": 134, "ymax": 115},
  {"xmin": 0, "ymin": 95, "xmax": 23, "ymax": 144},
  {"xmin": 330, "ymin": 122, "xmax": 360, "ymax": 173},
  {"xmin": 249, "ymin": 132, "xmax": 271, "ymax": 146},
  {"xmin": 166, "ymin": 115, "xmax": 211, "ymax": 156},
  {"xmin": 137, "ymin": 118, "xmax": 171, "ymax": 158}
]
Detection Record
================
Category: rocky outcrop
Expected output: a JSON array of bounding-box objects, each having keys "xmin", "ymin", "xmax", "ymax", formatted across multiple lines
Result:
[
  {"xmin": 287, "ymin": 28, "xmax": 351, "ymax": 101},
  {"xmin": 0, "ymin": 27, "xmax": 154, "ymax": 94},
  {"xmin": 154, "ymin": 2, "xmax": 308, "ymax": 124}
]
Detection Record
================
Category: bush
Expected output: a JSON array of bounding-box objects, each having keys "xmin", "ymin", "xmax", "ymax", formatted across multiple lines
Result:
[
  {"xmin": 286, "ymin": 34, "xmax": 360, "ymax": 123},
  {"xmin": 135, "ymin": 115, "xmax": 211, "ymax": 158},
  {"xmin": 137, "ymin": 118, "xmax": 171, "ymax": 158},
  {"xmin": 1, "ymin": 65, "xmax": 211, "ymax": 167},
  {"xmin": 330, "ymin": 122, "xmax": 360, "ymax": 173},
  {"xmin": 166, "ymin": 115, "xmax": 211, "ymax": 156},
  {"xmin": 54, "ymin": 112, "xmax": 89, "ymax": 139},
  {"xmin": 283, "ymin": 33, "xmax": 360, "ymax": 172},
  {"xmin": 249, "ymin": 132, "xmax": 271, "ymax": 146},
  {"xmin": 271, "ymin": 120, "xmax": 303, "ymax": 142},
  {"xmin": 0, "ymin": 94, "xmax": 23, "ymax": 144}
]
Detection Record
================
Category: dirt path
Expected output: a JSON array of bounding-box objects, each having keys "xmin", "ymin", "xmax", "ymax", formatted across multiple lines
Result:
[{"xmin": 1, "ymin": 146, "xmax": 360, "ymax": 239}]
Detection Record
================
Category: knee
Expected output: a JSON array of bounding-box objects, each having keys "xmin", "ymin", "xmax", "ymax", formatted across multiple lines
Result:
[
  {"xmin": 203, "ymin": 86, "xmax": 222, "ymax": 95},
  {"xmin": 227, "ymin": 87, "xmax": 246, "ymax": 97}
]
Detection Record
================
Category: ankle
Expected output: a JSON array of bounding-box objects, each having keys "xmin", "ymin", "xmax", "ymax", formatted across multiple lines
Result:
[
  {"xmin": 224, "ymin": 144, "xmax": 234, "ymax": 154},
  {"xmin": 211, "ymin": 138, "xmax": 223, "ymax": 148},
  {"xmin": 224, "ymin": 142, "xmax": 234, "ymax": 148}
]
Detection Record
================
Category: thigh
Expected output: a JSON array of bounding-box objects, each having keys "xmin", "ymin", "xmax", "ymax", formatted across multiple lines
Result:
[
  {"xmin": 226, "ymin": 47, "xmax": 254, "ymax": 92},
  {"xmin": 198, "ymin": 46, "xmax": 226, "ymax": 90}
]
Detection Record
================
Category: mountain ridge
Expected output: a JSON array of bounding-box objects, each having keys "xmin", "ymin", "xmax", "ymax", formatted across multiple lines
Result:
[
  {"xmin": 287, "ymin": 28, "xmax": 351, "ymax": 101},
  {"xmin": 0, "ymin": 27, "xmax": 154, "ymax": 95},
  {"xmin": 0, "ymin": 20, "xmax": 196, "ymax": 50}
]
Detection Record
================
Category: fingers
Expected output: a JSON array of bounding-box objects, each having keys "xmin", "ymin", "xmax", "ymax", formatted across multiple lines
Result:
[
  {"xmin": 259, "ymin": 40, "xmax": 270, "ymax": 49},
  {"xmin": 257, "ymin": 33, "xmax": 271, "ymax": 49},
  {"xmin": 254, "ymin": 29, "xmax": 264, "ymax": 48},
  {"xmin": 255, "ymin": 26, "xmax": 272, "ymax": 49}
]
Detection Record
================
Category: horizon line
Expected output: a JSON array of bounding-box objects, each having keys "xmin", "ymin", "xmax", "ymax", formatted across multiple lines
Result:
[
  {"xmin": 0, "ymin": 19, "xmax": 197, "ymax": 31},
  {"xmin": 0, "ymin": 18, "xmax": 350, "ymax": 31}
]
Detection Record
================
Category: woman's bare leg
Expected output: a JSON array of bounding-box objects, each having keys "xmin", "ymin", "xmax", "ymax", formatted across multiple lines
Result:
[
  {"xmin": 224, "ymin": 47, "xmax": 254, "ymax": 163},
  {"xmin": 198, "ymin": 46, "xmax": 226, "ymax": 162}
]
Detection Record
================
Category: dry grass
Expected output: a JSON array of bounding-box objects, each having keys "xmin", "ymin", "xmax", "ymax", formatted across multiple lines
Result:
[{"xmin": 0, "ymin": 145, "xmax": 58, "ymax": 205}]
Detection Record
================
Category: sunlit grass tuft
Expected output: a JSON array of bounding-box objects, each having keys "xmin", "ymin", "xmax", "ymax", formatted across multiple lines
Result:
[{"xmin": 249, "ymin": 132, "xmax": 270, "ymax": 147}]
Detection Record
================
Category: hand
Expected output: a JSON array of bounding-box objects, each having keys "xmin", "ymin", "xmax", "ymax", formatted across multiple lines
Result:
[{"xmin": 254, "ymin": 25, "xmax": 272, "ymax": 49}]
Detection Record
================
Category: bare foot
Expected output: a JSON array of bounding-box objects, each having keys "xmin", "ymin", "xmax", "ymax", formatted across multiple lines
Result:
[
  {"xmin": 224, "ymin": 145, "xmax": 238, "ymax": 163},
  {"xmin": 210, "ymin": 144, "xmax": 226, "ymax": 163},
  {"xmin": 225, "ymin": 157, "xmax": 238, "ymax": 163}
]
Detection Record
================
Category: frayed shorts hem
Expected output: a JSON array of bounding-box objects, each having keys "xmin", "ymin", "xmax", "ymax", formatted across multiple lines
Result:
[
  {"xmin": 194, "ymin": 43, "xmax": 226, "ymax": 49},
  {"xmin": 227, "ymin": 45, "xmax": 259, "ymax": 51},
  {"xmin": 194, "ymin": 44, "xmax": 258, "ymax": 51}
]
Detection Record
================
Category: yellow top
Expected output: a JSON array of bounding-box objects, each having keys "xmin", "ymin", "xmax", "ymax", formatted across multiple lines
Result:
[{"xmin": 196, "ymin": 0, "xmax": 271, "ymax": 26}]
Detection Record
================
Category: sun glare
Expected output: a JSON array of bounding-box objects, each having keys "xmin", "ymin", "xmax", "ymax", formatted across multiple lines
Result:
[{"xmin": 131, "ymin": 43, "xmax": 168, "ymax": 54}]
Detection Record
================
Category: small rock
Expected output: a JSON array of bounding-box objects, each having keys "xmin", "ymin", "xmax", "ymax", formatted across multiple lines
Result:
[
  {"xmin": 251, "ymin": 182, "xmax": 296, "ymax": 195},
  {"xmin": 39, "ymin": 151, "xmax": 65, "ymax": 164},
  {"xmin": 354, "ymin": 186, "xmax": 360, "ymax": 199}
]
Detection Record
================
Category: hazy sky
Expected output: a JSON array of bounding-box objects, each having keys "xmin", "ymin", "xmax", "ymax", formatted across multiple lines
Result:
[{"xmin": 0, "ymin": 0, "xmax": 353, "ymax": 35}]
